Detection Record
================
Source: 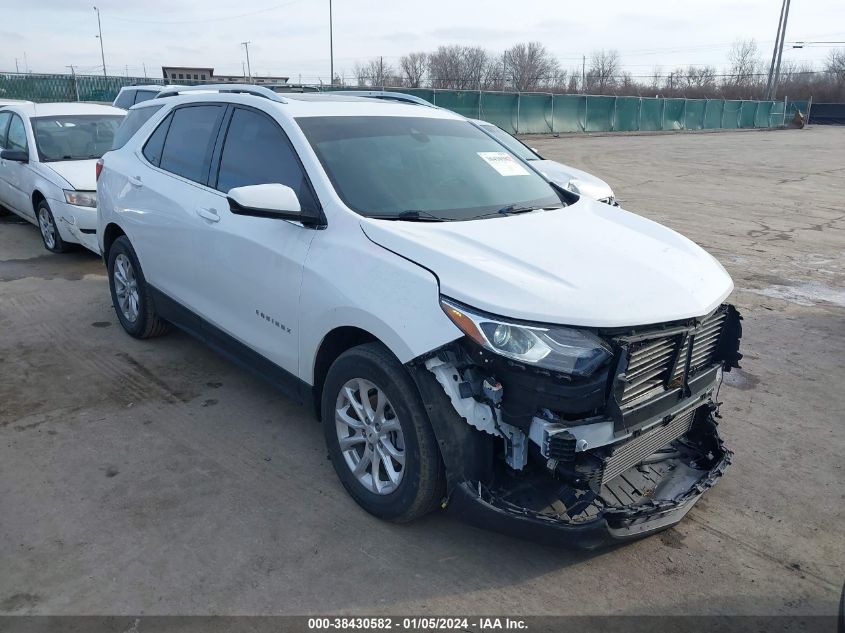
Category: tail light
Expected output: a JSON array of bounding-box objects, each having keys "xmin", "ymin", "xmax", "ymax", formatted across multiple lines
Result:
[{"xmin": 95, "ymin": 158, "xmax": 104, "ymax": 181}]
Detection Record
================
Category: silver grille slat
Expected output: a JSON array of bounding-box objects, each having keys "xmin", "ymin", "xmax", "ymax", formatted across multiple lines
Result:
[
  {"xmin": 601, "ymin": 407, "xmax": 698, "ymax": 484},
  {"xmin": 621, "ymin": 309, "xmax": 727, "ymax": 407}
]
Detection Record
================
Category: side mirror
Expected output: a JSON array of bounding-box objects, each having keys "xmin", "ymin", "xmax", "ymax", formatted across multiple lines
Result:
[
  {"xmin": 1, "ymin": 149, "xmax": 28, "ymax": 163},
  {"xmin": 227, "ymin": 184, "xmax": 303, "ymax": 221}
]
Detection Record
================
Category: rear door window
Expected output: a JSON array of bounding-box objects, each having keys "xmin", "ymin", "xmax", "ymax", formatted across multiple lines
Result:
[
  {"xmin": 0, "ymin": 111, "xmax": 11, "ymax": 147},
  {"xmin": 158, "ymin": 105, "xmax": 224, "ymax": 184},
  {"xmin": 113, "ymin": 105, "xmax": 163, "ymax": 149},
  {"xmin": 215, "ymin": 107, "xmax": 317, "ymax": 210}
]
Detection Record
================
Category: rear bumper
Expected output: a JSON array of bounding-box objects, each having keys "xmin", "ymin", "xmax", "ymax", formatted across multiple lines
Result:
[{"xmin": 446, "ymin": 420, "xmax": 731, "ymax": 550}]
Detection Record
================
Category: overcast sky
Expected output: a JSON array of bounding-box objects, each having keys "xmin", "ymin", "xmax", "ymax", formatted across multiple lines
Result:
[{"xmin": 3, "ymin": 0, "xmax": 843, "ymax": 81}]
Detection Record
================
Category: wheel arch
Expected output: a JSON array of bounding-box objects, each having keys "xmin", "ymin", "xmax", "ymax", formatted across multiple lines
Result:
[
  {"xmin": 101, "ymin": 222, "xmax": 127, "ymax": 262},
  {"xmin": 31, "ymin": 189, "xmax": 46, "ymax": 212},
  {"xmin": 311, "ymin": 326, "xmax": 379, "ymax": 418}
]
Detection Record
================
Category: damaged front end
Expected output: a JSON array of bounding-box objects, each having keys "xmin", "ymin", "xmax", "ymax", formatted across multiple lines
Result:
[{"xmin": 409, "ymin": 301, "xmax": 742, "ymax": 548}]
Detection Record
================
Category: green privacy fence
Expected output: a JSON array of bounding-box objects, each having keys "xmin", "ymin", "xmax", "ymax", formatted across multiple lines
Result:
[
  {"xmin": 1, "ymin": 72, "xmax": 795, "ymax": 134},
  {"xmin": 387, "ymin": 90, "xmax": 790, "ymax": 134}
]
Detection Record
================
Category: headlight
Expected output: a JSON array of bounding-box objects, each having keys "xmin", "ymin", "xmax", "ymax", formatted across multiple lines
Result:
[
  {"xmin": 64, "ymin": 190, "xmax": 97, "ymax": 208},
  {"xmin": 440, "ymin": 298, "xmax": 612, "ymax": 377}
]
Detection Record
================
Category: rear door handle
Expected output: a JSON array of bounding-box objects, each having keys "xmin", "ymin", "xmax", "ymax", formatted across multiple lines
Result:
[
  {"xmin": 196, "ymin": 207, "xmax": 220, "ymax": 223},
  {"xmin": 128, "ymin": 175, "xmax": 143, "ymax": 187}
]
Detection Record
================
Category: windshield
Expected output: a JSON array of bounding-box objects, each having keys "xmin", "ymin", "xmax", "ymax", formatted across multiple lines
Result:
[
  {"xmin": 33, "ymin": 115, "xmax": 124, "ymax": 161},
  {"xmin": 296, "ymin": 116, "xmax": 561, "ymax": 221},
  {"xmin": 479, "ymin": 123, "xmax": 540, "ymax": 161}
]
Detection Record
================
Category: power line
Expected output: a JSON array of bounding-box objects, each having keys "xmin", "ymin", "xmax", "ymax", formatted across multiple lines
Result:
[{"xmin": 106, "ymin": 0, "xmax": 306, "ymax": 25}]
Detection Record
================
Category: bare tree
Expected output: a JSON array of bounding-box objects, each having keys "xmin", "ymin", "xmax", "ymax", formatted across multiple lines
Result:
[
  {"xmin": 399, "ymin": 52, "xmax": 428, "ymax": 88},
  {"xmin": 502, "ymin": 42, "xmax": 560, "ymax": 91},
  {"xmin": 585, "ymin": 49, "xmax": 620, "ymax": 94},
  {"xmin": 727, "ymin": 39, "xmax": 761, "ymax": 91},
  {"xmin": 825, "ymin": 49, "xmax": 845, "ymax": 84},
  {"xmin": 352, "ymin": 57, "xmax": 398, "ymax": 88},
  {"xmin": 428, "ymin": 45, "xmax": 490, "ymax": 90}
]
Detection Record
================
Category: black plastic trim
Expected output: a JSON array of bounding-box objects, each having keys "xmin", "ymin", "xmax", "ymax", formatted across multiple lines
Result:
[{"xmin": 149, "ymin": 286, "xmax": 311, "ymax": 406}]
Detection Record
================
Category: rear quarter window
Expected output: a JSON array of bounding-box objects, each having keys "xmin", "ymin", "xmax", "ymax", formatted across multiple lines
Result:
[
  {"xmin": 113, "ymin": 89, "xmax": 136, "ymax": 110},
  {"xmin": 112, "ymin": 105, "xmax": 163, "ymax": 150}
]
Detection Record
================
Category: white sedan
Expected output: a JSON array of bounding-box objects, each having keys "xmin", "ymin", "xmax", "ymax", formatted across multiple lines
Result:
[{"xmin": 0, "ymin": 102, "xmax": 124, "ymax": 254}]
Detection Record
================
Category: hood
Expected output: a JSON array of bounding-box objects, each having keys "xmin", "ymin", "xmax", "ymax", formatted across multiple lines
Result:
[
  {"xmin": 360, "ymin": 198, "xmax": 733, "ymax": 328},
  {"xmin": 533, "ymin": 159, "xmax": 615, "ymax": 202},
  {"xmin": 44, "ymin": 159, "xmax": 98, "ymax": 192}
]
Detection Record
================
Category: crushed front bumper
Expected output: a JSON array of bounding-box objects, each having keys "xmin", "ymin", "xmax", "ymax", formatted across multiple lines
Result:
[{"xmin": 447, "ymin": 413, "xmax": 731, "ymax": 549}]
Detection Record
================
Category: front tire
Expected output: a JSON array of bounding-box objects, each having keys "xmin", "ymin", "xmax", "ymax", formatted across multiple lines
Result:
[
  {"xmin": 322, "ymin": 343, "xmax": 445, "ymax": 522},
  {"xmin": 107, "ymin": 236, "xmax": 171, "ymax": 339},
  {"xmin": 36, "ymin": 200, "xmax": 71, "ymax": 253}
]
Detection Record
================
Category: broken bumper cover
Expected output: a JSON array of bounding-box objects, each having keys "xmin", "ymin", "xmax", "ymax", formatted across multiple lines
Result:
[{"xmin": 446, "ymin": 418, "xmax": 731, "ymax": 550}]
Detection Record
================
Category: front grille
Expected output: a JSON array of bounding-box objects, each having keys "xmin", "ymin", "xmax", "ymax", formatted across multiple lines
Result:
[
  {"xmin": 620, "ymin": 308, "xmax": 727, "ymax": 408},
  {"xmin": 600, "ymin": 406, "xmax": 697, "ymax": 484},
  {"xmin": 673, "ymin": 309, "xmax": 727, "ymax": 379}
]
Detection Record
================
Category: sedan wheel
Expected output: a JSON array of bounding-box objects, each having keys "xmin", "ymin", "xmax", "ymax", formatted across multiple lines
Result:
[{"xmin": 37, "ymin": 206, "xmax": 56, "ymax": 250}]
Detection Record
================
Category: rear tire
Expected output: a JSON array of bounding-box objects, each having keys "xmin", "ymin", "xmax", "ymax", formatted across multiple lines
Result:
[
  {"xmin": 36, "ymin": 200, "xmax": 71, "ymax": 253},
  {"xmin": 107, "ymin": 236, "xmax": 171, "ymax": 339},
  {"xmin": 322, "ymin": 342, "xmax": 445, "ymax": 522}
]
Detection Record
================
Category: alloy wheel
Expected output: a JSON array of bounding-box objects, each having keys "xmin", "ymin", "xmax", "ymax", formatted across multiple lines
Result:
[
  {"xmin": 335, "ymin": 378, "xmax": 406, "ymax": 495},
  {"xmin": 113, "ymin": 253, "xmax": 140, "ymax": 322},
  {"xmin": 38, "ymin": 207, "xmax": 56, "ymax": 250}
]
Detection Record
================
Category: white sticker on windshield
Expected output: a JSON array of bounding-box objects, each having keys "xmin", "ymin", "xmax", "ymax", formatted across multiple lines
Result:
[{"xmin": 477, "ymin": 151, "xmax": 530, "ymax": 176}]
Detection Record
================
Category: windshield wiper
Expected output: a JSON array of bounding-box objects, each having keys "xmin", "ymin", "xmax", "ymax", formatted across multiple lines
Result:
[
  {"xmin": 367, "ymin": 210, "xmax": 452, "ymax": 222},
  {"xmin": 496, "ymin": 204, "xmax": 551, "ymax": 215},
  {"xmin": 464, "ymin": 205, "xmax": 563, "ymax": 221}
]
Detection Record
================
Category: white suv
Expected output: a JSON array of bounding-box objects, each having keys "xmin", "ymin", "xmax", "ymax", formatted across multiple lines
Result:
[{"xmin": 97, "ymin": 85, "xmax": 743, "ymax": 548}]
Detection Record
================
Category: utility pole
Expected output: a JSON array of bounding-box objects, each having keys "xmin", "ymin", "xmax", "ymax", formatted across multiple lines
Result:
[
  {"xmin": 329, "ymin": 0, "xmax": 334, "ymax": 85},
  {"xmin": 14, "ymin": 58, "xmax": 19, "ymax": 73},
  {"xmin": 770, "ymin": 0, "xmax": 791, "ymax": 100},
  {"xmin": 581, "ymin": 55, "xmax": 586, "ymax": 93},
  {"xmin": 241, "ymin": 41, "xmax": 252, "ymax": 84},
  {"xmin": 94, "ymin": 6, "xmax": 107, "ymax": 77},
  {"xmin": 143, "ymin": 62, "xmax": 147, "ymax": 79},
  {"xmin": 23, "ymin": 51, "xmax": 29, "ymax": 73},
  {"xmin": 66, "ymin": 65, "xmax": 80, "ymax": 101},
  {"xmin": 765, "ymin": 0, "xmax": 791, "ymax": 100}
]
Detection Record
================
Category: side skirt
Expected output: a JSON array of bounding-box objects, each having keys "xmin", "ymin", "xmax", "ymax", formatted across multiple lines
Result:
[{"xmin": 149, "ymin": 286, "xmax": 312, "ymax": 407}]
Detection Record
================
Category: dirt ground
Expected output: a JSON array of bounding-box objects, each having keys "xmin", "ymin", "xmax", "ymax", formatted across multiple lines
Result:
[{"xmin": 0, "ymin": 126, "xmax": 843, "ymax": 617}]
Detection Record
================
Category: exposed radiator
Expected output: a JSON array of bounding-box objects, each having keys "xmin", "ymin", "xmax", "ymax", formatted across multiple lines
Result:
[{"xmin": 600, "ymin": 406, "xmax": 698, "ymax": 485}]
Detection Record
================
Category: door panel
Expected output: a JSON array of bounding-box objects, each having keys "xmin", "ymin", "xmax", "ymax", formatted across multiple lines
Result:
[{"xmin": 189, "ymin": 106, "xmax": 320, "ymax": 376}]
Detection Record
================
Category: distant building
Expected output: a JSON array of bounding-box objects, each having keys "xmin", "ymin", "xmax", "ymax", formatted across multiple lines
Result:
[{"xmin": 161, "ymin": 66, "xmax": 288, "ymax": 86}]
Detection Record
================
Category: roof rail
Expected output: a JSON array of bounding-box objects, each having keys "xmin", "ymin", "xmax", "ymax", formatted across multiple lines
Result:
[
  {"xmin": 336, "ymin": 91, "xmax": 434, "ymax": 107},
  {"xmin": 155, "ymin": 84, "xmax": 287, "ymax": 103}
]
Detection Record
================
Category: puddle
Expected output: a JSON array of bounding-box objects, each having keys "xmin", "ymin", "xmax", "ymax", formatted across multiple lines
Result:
[
  {"xmin": 0, "ymin": 254, "xmax": 103, "ymax": 282},
  {"xmin": 744, "ymin": 281, "xmax": 845, "ymax": 307}
]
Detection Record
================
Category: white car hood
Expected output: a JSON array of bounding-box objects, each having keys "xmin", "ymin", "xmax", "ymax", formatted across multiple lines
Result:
[
  {"xmin": 45, "ymin": 159, "xmax": 98, "ymax": 191},
  {"xmin": 360, "ymin": 198, "xmax": 733, "ymax": 328},
  {"xmin": 532, "ymin": 159, "xmax": 615, "ymax": 201}
]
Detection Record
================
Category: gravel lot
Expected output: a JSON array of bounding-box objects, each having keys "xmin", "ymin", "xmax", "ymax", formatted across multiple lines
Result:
[{"xmin": 0, "ymin": 127, "xmax": 843, "ymax": 617}]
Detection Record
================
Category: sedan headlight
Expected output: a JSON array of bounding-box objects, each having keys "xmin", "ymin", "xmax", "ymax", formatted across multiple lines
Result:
[
  {"xmin": 440, "ymin": 298, "xmax": 612, "ymax": 377},
  {"xmin": 64, "ymin": 190, "xmax": 97, "ymax": 208}
]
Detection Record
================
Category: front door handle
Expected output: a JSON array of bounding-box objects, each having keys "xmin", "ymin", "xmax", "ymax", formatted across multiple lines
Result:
[
  {"xmin": 196, "ymin": 207, "xmax": 220, "ymax": 223},
  {"xmin": 128, "ymin": 175, "xmax": 143, "ymax": 187}
]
